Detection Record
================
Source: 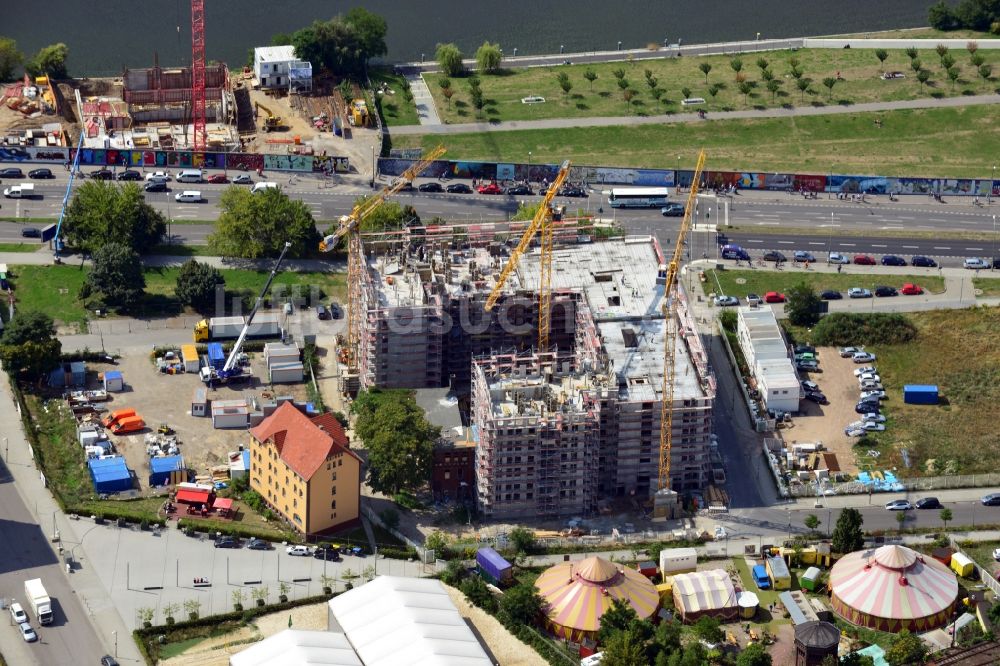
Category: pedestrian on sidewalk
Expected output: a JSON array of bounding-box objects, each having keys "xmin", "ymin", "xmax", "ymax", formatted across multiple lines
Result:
[{"xmin": 837, "ymin": 265, "xmax": 842, "ymax": 274}]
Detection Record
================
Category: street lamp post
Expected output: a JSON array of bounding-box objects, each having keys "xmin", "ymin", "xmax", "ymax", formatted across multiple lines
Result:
[{"xmin": 112, "ymin": 630, "xmax": 118, "ymax": 657}]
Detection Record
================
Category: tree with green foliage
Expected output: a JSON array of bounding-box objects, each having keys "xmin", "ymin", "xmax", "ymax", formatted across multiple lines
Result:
[
  {"xmin": 598, "ymin": 598, "xmax": 641, "ymax": 645},
  {"xmin": 885, "ymin": 629, "xmax": 927, "ymax": 665},
  {"xmin": 941, "ymin": 53, "xmax": 956, "ymax": 70},
  {"xmin": 0, "ymin": 311, "xmax": 61, "ymax": 382},
  {"xmin": 25, "ymin": 43, "xmax": 69, "ymax": 78},
  {"xmin": 441, "ymin": 559, "xmax": 469, "ymax": 587},
  {"xmin": 681, "ymin": 86, "xmax": 692, "ymax": 100},
  {"xmin": 936, "ymin": 43, "xmax": 950, "ymax": 59},
  {"xmin": 64, "ymin": 182, "xmax": 166, "ymax": 254},
  {"xmin": 822, "ymin": 76, "xmax": 837, "ymax": 99},
  {"xmin": 707, "ymin": 84, "xmax": 721, "ymax": 101},
  {"xmin": 896, "ymin": 510, "xmax": 907, "ymax": 533},
  {"xmin": 832, "ymin": 507, "xmax": 865, "ymax": 554},
  {"xmin": 947, "ymin": 66, "xmax": 961, "ymax": 89},
  {"xmin": 790, "ymin": 66, "xmax": 804, "ymax": 80},
  {"xmin": 475, "ymin": 41, "xmax": 503, "ymax": 74},
  {"xmin": 940, "ymin": 507, "xmax": 953, "ymax": 530},
  {"xmin": 979, "ymin": 63, "xmax": 992, "ymax": 87},
  {"xmin": 905, "ymin": 47, "xmax": 919, "ymax": 61},
  {"xmin": 460, "ymin": 575, "xmax": 498, "ymax": 613},
  {"xmin": 646, "ymin": 74, "xmax": 658, "ymax": 91},
  {"xmin": 929, "ymin": 1, "xmax": 961, "ymax": 30},
  {"xmin": 737, "ymin": 643, "xmax": 772, "ymax": 666},
  {"xmin": 498, "ymin": 584, "xmax": 545, "ymax": 625},
  {"xmin": 804, "ymin": 514, "xmax": 821, "ymax": 534},
  {"xmin": 601, "ymin": 628, "xmax": 648, "ymax": 666},
  {"xmin": 174, "ymin": 259, "xmax": 224, "ymax": 313},
  {"xmin": 622, "ymin": 88, "xmax": 635, "ymax": 113},
  {"xmin": 343, "ymin": 7, "xmax": 388, "ymax": 67},
  {"xmin": 796, "ymin": 77, "xmax": 810, "ymax": 101},
  {"xmin": 291, "ymin": 10, "xmax": 386, "ymax": 76},
  {"xmin": 917, "ymin": 69, "xmax": 931, "ymax": 89},
  {"xmin": 209, "ymin": 187, "xmax": 318, "ymax": 259},
  {"xmin": 559, "ymin": 75, "xmax": 573, "ymax": 97},
  {"xmin": 435, "ymin": 43, "xmax": 464, "ymax": 77},
  {"xmin": 270, "ymin": 33, "xmax": 293, "ymax": 46},
  {"xmin": 910, "ymin": 58, "xmax": 923, "ymax": 74},
  {"xmin": 874, "ymin": 48, "xmax": 889, "ymax": 71},
  {"xmin": 698, "ymin": 62, "xmax": 712, "ymax": 83},
  {"xmin": 424, "ymin": 530, "xmax": 448, "ymax": 555},
  {"xmin": 756, "ymin": 57, "xmax": 769, "ymax": 72},
  {"xmin": 83, "ymin": 242, "xmax": 146, "ymax": 310},
  {"xmin": 738, "ymin": 80, "xmax": 753, "ymax": 105},
  {"xmin": 351, "ymin": 388, "xmax": 437, "ymax": 495},
  {"xmin": 785, "ymin": 282, "xmax": 822, "ymax": 326},
  {"xmin": 507, "ymin": 526, "xmax": 536, "ymax": 554},
  {"xmin": 584, "ymin": 68, "xmax": 597, "ymax": 90},
  {"xmin": 692, "ymin": 616, "xmax": 724, "ymax": 645},
  {"xmin": 730, "ymin": 57, "xmax": 743, "ymax": 80},
  {"xmin": 838, "ymin": 653, "xmax": 876, "ymax": 666},
  {"xmin": 612, "ymin": 67, "xmax": 626, "ymax": 81},
  {"xmin": 766, "ymin": 78, "xmax": 781, "ymax": 101},
  {"xmin": 762, "ymin": 68, "xmax": 775, "ymax": 83},
  {"xmin": 0, "ymin": 37, "xmax": 23, "ymax": 82},
  {"xmin": 354, "ymin": 200, "xmax": 418, "ymax": 234}
]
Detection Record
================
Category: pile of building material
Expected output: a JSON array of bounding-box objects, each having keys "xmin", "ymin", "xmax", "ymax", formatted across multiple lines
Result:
[
  {"xmin": 144, "ymin": 431, "xmax": 180, "ymax": 457},
  {"xmin": 264, "ymin": 341, "xmax": 303, "ymax": 384}
]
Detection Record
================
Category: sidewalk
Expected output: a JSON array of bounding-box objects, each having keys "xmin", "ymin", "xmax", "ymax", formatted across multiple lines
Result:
[{"xmin": 0, "ymin": 250, "xmax": 346, "ymax": 271}]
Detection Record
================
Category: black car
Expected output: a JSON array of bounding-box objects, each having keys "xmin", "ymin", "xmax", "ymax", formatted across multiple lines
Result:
[
  {"xmin": 28, "ymin": 168, "xmax": 53, "ymax": 179},
  {"xmin": 330, "ymin": 303, "xmax": 342, "ymax": 319},
  {"xmin": 914, "ymin": 497, "xmax": 942, "ymax": 510},
  {"xmin": 316, "ymin": 304, "xmax": 330, "ymax": 320},
  {"xmin": 90, "ymin": 168, "xmax": 114, "ymax": 180},
  {"xmin": 247, "ymin": 538, "xmax": 271, "ymax": 550},
  {"xmin": 762, "ymin": 251, "xmax": 786, "ymax": 263},
  {"xmin": 313, "ymin": 546, "xmax": 341, "ymax": 561},
  {"xmin": 856, "ymin": 401, "xmax": 881, "ymax": 414},
  {"xmin": 803, "ymin": 391, "xmax": 827, "ymax": 404},
  {"xmin": 214, "ymin": 536, "xmax": 240, "ymax": 549},
  {"xmin": 117, "ymin": 169, "xmax": 142, "ymax": 181},
  {"xmin": 505, "ymin": 184, "xmax": 533, "ymax": 195},
  {"xmin": 101, "ymin": 656, "xmax": 120, "ymax": 666},
  {"xmin": 21, "ymin": 227, "xmax": 41, "ymax": 238},
  {"xmin": 144, "ymin": 181, "xmax": 168, "ymax": 192},
  {"xmin": 660, "ymin": 203, "xmax": 685, "ymax": 217},
  {"xmin": 911, "ymin": 255, "xmax": 937, "ymax": 268},
  {"xmin": 559, "ymin": 185, "xmax": 587, "ymax": 197},
  {"xmin": 874, "ymin": 285, "xmax": 898, "ymax": 297},
  {"xmin": 982, "ymin": 493, "xmax": 1000, "ymax": 506},
  {"xmin": 820, "ymin": 290, "xmax": 842, "ymax": 300},
  {"xmin": 794, "ymin": 344, "xmax": 816, "ymax": 355},
  {"xmin": 992, "ymin": 257, "xmax": 1000, "ymax": 269},
  {"xmin": 0, "ymin": 167, "xmax": 24, "ymax": 179},
  {"xmin": 417, "ymin": 182, "xmax": 443, "ymax": 193},
  {"xmin": 446, "ymin": 183, "xmax": 472, "ymax": 194},
  {"xmin": 880, "ymin": 255, "xmax": 907, "ymax": 266}
]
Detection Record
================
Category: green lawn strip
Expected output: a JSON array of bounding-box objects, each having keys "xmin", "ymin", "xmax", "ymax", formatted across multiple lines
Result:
[
  {"xmin": 392, "ymin": 104, "xmax": 1000, "ymax": 178},
  {"xmin": 704, "ymin": 269, "xmax": 944, "ymax": 298},
  {"xmin": 0, "ymin": 243, "xmax": 42, "ymax": 252},
  {"xmin": 370, "ymin": 69, "xmax": 420, "ymax": 126},
  {"xmin": 11, "ymin": 265, "xmax": 90, "ymax": 324},
  {"xmin": 0, "ymin": 216, "xmax": 53, "ymax": 224},
  {"xmin": 145, "ymin": 244, "xmax": 214, "ymax": 257},
  {"xmin": 837, "ymin": 28, "xmax": 993, "ymax": 40},
  {"xmin": 972, "ymin": 277, "xmax": 1000, "ymax": 296},
  {"xmin": 424, "ymin": 46, "xmax": 1000, "ymax": 124},
  {"xmin": 957, "ymin": 540, "xmax": 1000, "ymax": 576},
  {"xmin": 156, "ymin": 636, "xmax": 208, "ymax": 660}
]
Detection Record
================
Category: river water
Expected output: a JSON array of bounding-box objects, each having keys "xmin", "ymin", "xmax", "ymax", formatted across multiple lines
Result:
[{"xmin": 6, "ymin": 1, "xmax": 937, "ymax": 77}]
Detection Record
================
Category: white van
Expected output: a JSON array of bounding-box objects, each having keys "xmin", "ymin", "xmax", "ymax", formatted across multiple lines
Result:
[
  {"xmin": 175, "ymin": 191, "xmax": 204, "ymax": 203},
  {"xmin": 176, "ymin": 169, "xmax": 204, "ymax": 183},
  {"xmin": 3, "ymin": 183, "xmax": 36, "ymax": 199},
  {"xmin": 251, "ymin": 181, "xmax": 279, "ymax": 194}
]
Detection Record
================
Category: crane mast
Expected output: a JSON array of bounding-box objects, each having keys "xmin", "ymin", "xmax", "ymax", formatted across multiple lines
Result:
[{"xmin": 658, "ymin": 150, "xmax": 706, "ymax": 495}]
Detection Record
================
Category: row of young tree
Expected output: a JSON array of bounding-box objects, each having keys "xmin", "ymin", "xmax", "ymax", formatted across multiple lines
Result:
[{"xmin": 0, "ymin": 37, "xmax": 70, "ymax": 81}]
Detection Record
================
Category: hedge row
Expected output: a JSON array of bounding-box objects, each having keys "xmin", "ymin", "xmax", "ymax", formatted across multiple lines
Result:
[
  {"xmin": 810, "ymin": 312, "xmax": 917, "ymax": 346},
  {"xmin": 149, "ymin": 340, "xmax": 269, "ymax": 361},
  {"xmin": 176, "ymin": 517, "xmax": 297, "ymax": 544}
]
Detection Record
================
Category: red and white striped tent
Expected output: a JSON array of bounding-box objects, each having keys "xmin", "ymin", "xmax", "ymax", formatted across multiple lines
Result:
[
  {"xmin": 830, "ymin": 544, "xmax": 958, "ymax": 632},
  {"xmin": 671, "ymin": 569, "xmax": 739, "ymax": 623}
]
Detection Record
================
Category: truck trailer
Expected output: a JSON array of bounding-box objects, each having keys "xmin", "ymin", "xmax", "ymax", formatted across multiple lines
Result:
[
  {"xmin": 24, "ymin": 578, "xmax": 52, "ymax": 624},
  {"xmin": 475, "ymin": 547, "xmax": 513, "ymax": 586},
  {"xmin": 193, "ymin": 313, "xmax": 281, "ymax": 342}
]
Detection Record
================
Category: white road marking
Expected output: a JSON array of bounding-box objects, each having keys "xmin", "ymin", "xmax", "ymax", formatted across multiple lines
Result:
[
  {"xmin": 872, "ymin": 244, "xmax": 887, "ymax": 248},
  {"xmin": 933, "ymin": 246, "xmax": 951, "ymax": 250},
  {"xmin": 902, "ymin": 245, "xmax": 919, "ymax": 249},
  {"xmin": 840, "ymin": 243, "xmax": 856, "ymax": 247},
  {"xmin": 777, "ymin": 240, "xmax": 793, "ymax": 244},
  {"xmin": 756, "ymin": 221, "xmax": 780, "ymax": 226},
  {"xmin": 967, "ymin": 247, "xmax": 983, "ymax": 251},
  {"xmin": 808, "ymin": 242, "xmax": 824, "ymax": 246}
]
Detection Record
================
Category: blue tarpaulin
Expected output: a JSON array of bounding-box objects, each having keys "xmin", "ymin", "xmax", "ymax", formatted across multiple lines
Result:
[{"xmin": 89, "ymin": 457, "xmax": 132, "ymax": 493}]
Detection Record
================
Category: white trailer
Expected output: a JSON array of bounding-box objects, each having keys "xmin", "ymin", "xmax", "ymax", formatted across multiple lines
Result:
[
  {"xmin": 659, "ymin": 547, "xmax": 698, "ymax": 576},
  {"xmin": 194, "ymin": 312, "xmax": 282, "ymax": 342},
  {"xmin": 24, "ymin": 578, "xmax": 52, "ymax": 624}
]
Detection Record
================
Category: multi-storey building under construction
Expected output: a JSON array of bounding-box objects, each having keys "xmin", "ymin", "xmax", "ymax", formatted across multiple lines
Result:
[{"xmin": 350, "ymin": 222, "xmax": 716, "ymax": 519}]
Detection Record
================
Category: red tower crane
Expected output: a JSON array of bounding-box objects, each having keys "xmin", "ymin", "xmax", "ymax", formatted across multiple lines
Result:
[{"xmin": 190, "ymin": 0, "xmax": 207, "ymax": 151}]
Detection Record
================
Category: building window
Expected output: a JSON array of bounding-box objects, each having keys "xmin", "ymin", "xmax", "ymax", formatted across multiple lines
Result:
[
  {"xmin": 272, "ymin": 64, "xmax": 278, "ymax": 72},
  {"xmin": 444, "ymin": 471, "xmax": 451, "ymax": 479},
  {"xmin": 331, "ymin": 500, "xmax": 337, "ymax": 509}
]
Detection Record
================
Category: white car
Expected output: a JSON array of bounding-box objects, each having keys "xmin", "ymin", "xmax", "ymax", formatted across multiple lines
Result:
[
  {"xmin": 19, "ymin": 622, "xmax": 37, "ymax": 642},
  {"xmin": 829, "ymin": 252, "xmax": 850, "ymax": 264},
  {"xmin": 862, "ymin": 413, "xmax": 886, "ymax": 423},
  {"xmin": 145, "ymin": 170, "xmax": 171, "ymax": 182},
  {"xmin": 286, "ymin": 545, "xmax": 313, "ymax": 556},
  {"xmin": 860, "ymin": 381, "xmax": 884, "ymax": 392},
  {"xmin": 853, "ymin": 351, "xmax": 877, "ymax": 363},
  {"xmin": 993, "ymin": 548, "xmax": 1000, "ymax": 561},
  {"xmin": 9, "ymin": 603, "xmax": 27, "ymax": 624},
  {"xmin": 964, "ymin": 257, "xmax": 990, "ymax": 270},
  {"xmin": 845, "ymin": 426, "xmax": 867, "ymax": 437},
  {"xmin": 860, "ymin": 389, "xmax": 886, "ymax": 401},
  {"xmin": 854, "ymin": 367, "xmax": 878, "ymax": 376},
  {"xmin": 801, "ymin": 380, "xmax": 820, "ymax": 392},
  {"xmin": 175, "ymin": 190, "xmax": 204, "ymax": 203},
  {"xmin": 857, "ymin": 374, "xmax": 881, "ymax": 384},
  {"xmin": 858, "ymin": 421, "xmax": 885, "ymax": 432}
]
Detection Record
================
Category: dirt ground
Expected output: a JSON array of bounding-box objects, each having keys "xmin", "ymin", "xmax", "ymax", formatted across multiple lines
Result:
[
  {"xmin": 92, "ymin": 349, "xmax": 311, "ymax": 490},
  {"xmin": 779, "ymin": 346, "xmax": 868, "ymax": 475},
  {"xmin": 160, "ymin": 584, "xmax": 544, "ymax": 666}
]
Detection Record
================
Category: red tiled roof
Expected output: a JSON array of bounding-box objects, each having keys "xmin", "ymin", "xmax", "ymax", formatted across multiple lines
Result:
[
  {"xmin": 250, "ymin": 403, "xmax": 343, "ymax": 480},
  {"xmin": 309, "ymin": 412, "xmax": 354, "ymax": 452}
]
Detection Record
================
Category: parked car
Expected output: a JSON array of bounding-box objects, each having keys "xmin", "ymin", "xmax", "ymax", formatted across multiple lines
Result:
[
  {"xmin": 214, "ymin": 536, "xmax": 240, "ymax": 549},
  {"xmin": 794, "ymin": 345, "xmax": 816, "ymax": 355},
  {"xmin": 313, "ymin": 546, "xmax": 341, "ymax": 561},
  {"xmin": 446, "ymin": 183, "xmax": 472, "ymax": 194},
  {"xmin": 840, "ymin": 347, "xmax": 864, "ymax": 357},
  {"xmin": 117, "ymin": 170, "xmax": 142, "ymax": 181},
  {"xmin": 504, "ymin": 184, "xmax": 533, "ymax": 195},
  {"xmin": 392, "ymin": 180, "xmax": 414, "ymax": 191},
  {"xmin": 796, "ymin": 360, "xmax": 820, "ymax": 372},
  {"xmin": 856, "ymin": 421, "xmax": 885, "ymax": 432},
  {"xmin": 874, "ymin": 285, "xmax": 898, "ymax": 297},
  {"xmin": 145, "ymin": 171, "xmax": 170, "ymax": 182},
  {"xmin": 993, "ymin": 257, "xmax": 1000, "ymax": 270},
  {"xmin": 762, "ymin": 251, "xmax": 786, "ymax": 263},
  {"xmin": 915, "ymin": 497, "xmax": 942, "ymax": 510},
  {"xmin": 101, "ymin": 657, "xmax": 120, "ymax": 666},
  {"xmin": 714, "ymin": 295, "xmax": 739, "ymax": 307},
  {"xmin": 885, "ymin": 500, "xmax": 912, "ymax": 511},
  {"xmin": 330, "ymin": 303, "xmax": 343, "ymax": 319},
  {"xmin": 828, "ymin": 252, "xmax": 850, "ymax": 264},
  {"xmin": 247, "ymin": 538, "xmax": 271, "ymax": 550},
  {"xmin": 559, "ymin": 185, "xmax": 587, "ymax": 197},
  {"xmin": 900, "ymin": 283, "xmax": 923, "ymax": 295},
  {"xmin": 660, "ymin": 203, "xmax": 685, "ymax": 217},
  {"xmin": 144, "ymin": 181, "xmax": 168, "ymax": 193},
  {"xmin": 860, "ymin": 381, "xmax": 884, "ymax": 392},
  {"xmin": 860, "ymin": 389, "xmax": 886, "ymax": 401},
  {"xmin": 746, "ymin": 294, "xmax": 762, "ymax": 306},
  {"xmin": 880, "ymin": 255, "xmax": 907, "ymax": 266},
  {"xmin": 911, "ymin": 255, "xmax": 937, "ymax": 267},
  {"xmin": 316, "ymin": 304, "xmax": 330, "ymax": 320},
  {"xmin": 90, "ymin": 168, "xmax": 114, "ymax": 180},
  {"xmin": 477, "ymin": 183, "xmax": 503, "ymax": 195},
  {"xmin": 28, "ymin": 168, "xmax": 53, "ymax": 179},
  {"xmin": 0, "ymin": 167, "xmax": 25, "ymax": 178},
  {"xmin": 20, "ymin": 227, "xmax": 41, "ymax": 238},
  {"xmin": 853, "ymin": 351, "xmax": 877, "ymax": 363},
  {"xmin": 964, "ymin": 257, "xmax": 990, "ymax": 269},
  {"xmin": 861, "ymin": 413, "xmax": 886, "ymax": 423},
  {"xmin": 847, "ymin": 287, "xmax": 872, "ymax": 298},
  {"xmin": 19, "ymin": 622, "xmax": 37, "ymax": 643},
  {"xmin": 207, "ymin": 173, "xmax": 229, "ymax": 184},
  {"xmin": 233, "ymin": 174, "xmax": 254, "ymax": 185},
  {"xmin": 418, "ymin": 182, "xmax": 443, "ymax": 193},
  {"xmin": 764, "ymin": 291, "xmax": 785, "ymax": 303},
  {"xmin": 855, "ymin": 401, "xmax": 881, "ymax": 414},
  {"xmin": 845, "ymin": 425, "xmax": 867, "ymax": 437},
  {"xmin": 820, "ymin": 290, "xmax": 842, "ymax": 300},
  {"xmin": 793, "ymin": 251, "xmax": 816, "ymax": 262},
  {"xmin": 803, "ymin": 391, "xmax": 827, "ymax": 404},
  {"xmin": 794, "ymin": 352, "xmax": 816, "ymax": 362},
  {"xmin": 9, "ymin": 603, "xmax": 27, "ymax": 624},
  {"xmin": 854, "ymin": 366, "xmax": 877, "ymax": 376},
  {"xmin": 982, "ymin": 493, "xmax": 1000, "ymax": 506},
  {"xmin": 800, "ymin": 380, "xmax": 820, "ymax": 392},
  {"xmin": 286, "ymin": 545, "xmax": 313, "ymax": 556},
  {"xmin": 857, "ymin": 373, "xmax": 881, "ymax": 384},
  {"xmin": 853, "ymin": 254, "xmax": 876, "ymax": 265}
]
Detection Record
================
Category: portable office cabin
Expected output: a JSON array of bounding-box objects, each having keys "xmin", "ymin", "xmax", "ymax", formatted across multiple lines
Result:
[
  {"xmin": 103, "ymin": 370, "xmax": 124, "ymax": 392},
  {"xmin": 181, "ymin": 344, "xmax": 200, "ymax": 373},
  {"xmin": 951, "ymin": 552, "xmax": 976, "ymax": 578},
  {"xmin": 268, "ymin": 361, "xmax": 304, "ymax": 384},
  {"xmin": 70, "ymin": 361, "xmax": 86, "ymax": 386},
  {"xmin": 148, "ymin": 455, "xmax": 187, "ymax": 487},
  {"xmin": 660, "ymin": 547, "xmax": 698, "ymax": 575},
  {"xmin": 191, "ymin": 387, "xmax": 209, "ymax": 416},
  {"xmin": 88, "ymin": 456, "xmax": 132, "ymax": 493},
  {"xmin": 801, "ymin": 566, "xmax": 822, "ymax": 592},
  {"xmin": 766, "ymin": 555, "xmax": 791, "ymax": 590},
  {"xmin": 903, "ymin": 384, "xmax": 939, "ymax": 405}
]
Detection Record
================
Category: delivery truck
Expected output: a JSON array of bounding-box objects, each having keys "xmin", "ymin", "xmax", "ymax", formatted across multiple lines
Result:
[
  {"xmin": 193, "ymin": 313, "xmax": 282, "ymax": 342},
  {"xmin": 24, "ymin": 578, "xmax": 52, "ymax": 625},
  {"xmin": 3, "ymin": 183, "xmax": 36, "ymax": 199}
]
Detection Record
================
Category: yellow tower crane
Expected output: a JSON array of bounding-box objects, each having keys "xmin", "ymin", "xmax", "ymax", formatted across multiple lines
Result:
[
  {"xmin": 484, "ymin": 160, "xmax": 571, "ymax": 351},
  {"xmin": 657, "ymin": 149, "xmax": 706, "ymax": 507},
  {"xmin": 318, "ymin": 145, "xmax": 446, "ymax": 372}
]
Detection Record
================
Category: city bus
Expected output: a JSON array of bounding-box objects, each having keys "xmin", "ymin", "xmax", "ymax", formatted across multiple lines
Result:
[{"xmin": 607, "ymin": 187, "xmax": 671, "ymax": 208}]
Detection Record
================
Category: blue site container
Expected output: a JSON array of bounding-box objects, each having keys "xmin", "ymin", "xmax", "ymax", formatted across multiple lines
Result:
[
  {"xmin": 207, "ymin": 343, "xmax": 225, "ymax": 370},
  {"xmin": 476, "ymin": 547, "xmax": 513, "ymax": 586},
  {"xmin": 903, "ymin": 384, "xmax": 938, "ymax": 405}
]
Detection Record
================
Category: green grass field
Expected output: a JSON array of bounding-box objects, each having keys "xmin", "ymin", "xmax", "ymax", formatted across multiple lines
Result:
[
  {"xmin": 423, "ymin": 45, "xmax": 1000, "ymax": 124},
  {"xmin": 972, "ymin": 277, "xmax": 1000, "ymax": 296},
  {"xmin": 702, "ymin": 269, "xmax": 944, "ymax": 299},
  {"xmin": 0, "ymin": 243, "xmax": 42, "ymax": 252},
  {"xmin": 391, "ymin": 104, "xmax": 1000, "ymax": 177},
  {"xmin": 371, "ymin": 69, "xmax": 420, "ymax": 126},
  {"xmin": 11, "ymin": 265, "xmax": 346, "ymax": 324}
]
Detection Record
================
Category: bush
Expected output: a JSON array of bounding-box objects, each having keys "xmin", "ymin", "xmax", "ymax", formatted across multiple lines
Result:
[{"xmin": 810, "ymin": 312, "xmax": 917, "ymax": 347}]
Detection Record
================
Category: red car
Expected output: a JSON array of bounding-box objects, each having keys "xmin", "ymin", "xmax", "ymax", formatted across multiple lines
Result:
[
  {"xmin": 764, "ymin": 291, "xmax": 786, "ymax": 303},
  {"xmin": 477, "ymin": 183, "xmax": 503, "ymax": 195},
  {"xmin": 207, "ymin": 174, "xmax": 228, "ymax": 184},
  {"xmin": 900, "ymin": 283, "xmax": 923, "ymax": 295},
  {"xmin": 853, "ymin": 254, "xmax": 876, "ymax": 265}
]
